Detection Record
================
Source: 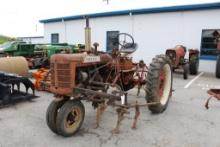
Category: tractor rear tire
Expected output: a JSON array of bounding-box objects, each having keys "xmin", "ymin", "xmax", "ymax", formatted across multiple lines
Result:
[
  {"xmin": 46, "ymin": 100, "xmax": 67, "ymax": 134},
  {"xmin": 56, "ymin": 100, "xmax": 85, "ymax": 137},
  {"xmin": 146, "ymin": 55, "xmax": 172, "ymax": 113},
  {"xmin": 216, "ymin": 56, "xmax": 220, "ymax": 78},
  {"xmin": 189, "ymin": 58, "xmax": 199, "ymax": 75},
  {"xmin": 183, "ymin": 64, "xmax": 189, "ymax": 80}
]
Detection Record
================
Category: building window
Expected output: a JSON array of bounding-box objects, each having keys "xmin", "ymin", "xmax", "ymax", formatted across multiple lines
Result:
[
  {"xmin": 201, "ymin": 29, "xmax": 220, "ymax": 59},
  {"xmin": 106, "ymin": 31, "xmax": 119, "ymax": 52},
  {"xmin": 51, "ymin": 33, "xmax": 59, "ymax": 44}
]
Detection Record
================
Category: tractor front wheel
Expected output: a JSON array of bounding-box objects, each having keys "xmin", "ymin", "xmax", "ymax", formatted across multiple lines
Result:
[
  {"xmin": 46, "ymin": 100, "xmax": 67, "ymax": 134},
  {"xmin": 56, "ymin": 100, "xmax": 85, "ymax": 137},
  {"xmin": 145, "ymin": 55, "xmax": 172, "ymax": 113}
]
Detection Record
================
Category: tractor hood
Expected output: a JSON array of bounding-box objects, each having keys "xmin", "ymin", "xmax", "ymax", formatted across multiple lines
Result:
[{"xmin": 50, "ymin": 53, "xmax": 112, "ymax": 64}]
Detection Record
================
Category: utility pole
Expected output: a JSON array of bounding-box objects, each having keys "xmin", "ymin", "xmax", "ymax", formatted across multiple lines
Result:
[{"xmin": 103, "ymin": 0, "xmax": 110, "ymax": 4}]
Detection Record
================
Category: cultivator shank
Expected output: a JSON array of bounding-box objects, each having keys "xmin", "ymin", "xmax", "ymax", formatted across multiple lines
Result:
[
  {"xmin": 74, "ymin": 87, "xmax": 159, "ymax": 133},
  {"xmin": 0, "ymin": 72, "xmax": 37, "ymax": 107}
]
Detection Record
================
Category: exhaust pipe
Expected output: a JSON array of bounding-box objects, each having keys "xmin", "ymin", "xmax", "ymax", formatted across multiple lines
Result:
[{"xmin": 85, "ymin": 17, "xmax": 91, "ymax": 51}]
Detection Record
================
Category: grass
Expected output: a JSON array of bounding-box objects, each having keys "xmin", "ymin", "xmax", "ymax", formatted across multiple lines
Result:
[{"xmin": 0, "ymin": 35, "xmax": 12, "ymax": 44}]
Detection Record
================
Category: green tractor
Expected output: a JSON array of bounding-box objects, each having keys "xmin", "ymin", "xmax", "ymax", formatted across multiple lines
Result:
[
  {"xmin": 1, "ymin": 41, "xmax": 47, "ymax": 68},
  {"xmin": 0, "ymin": 41, "xmax": 33, "ymax": 56},
  {"xmin": 0, "ymin": 41, "xmax": 84, "ymax": 69},
  {"xmin": 33, "ymin": 44, "xmax": 84, "ymax": 68},
  {"xmin": 36, "ymin": 44, "xmax": 84, "ymax": 59}
]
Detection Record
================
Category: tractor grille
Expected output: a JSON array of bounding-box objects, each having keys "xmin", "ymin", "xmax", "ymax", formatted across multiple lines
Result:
[
  {"xmin": 57, "ymin": 64, "xmax": 70, "ymax": 69},
  {"xmin": 51, "ymin": 63, "xmax": 72, "ymax": 88},
  {"xmin": 57, "ymin": 75, "xmax": 70, "ymax": 82},
  {"xmin": 50, "ymin": 63, "xmax": 55, "ymax": 86}
]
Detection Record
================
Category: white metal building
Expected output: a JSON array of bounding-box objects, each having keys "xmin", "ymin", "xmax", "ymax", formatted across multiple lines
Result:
[
  {"xmin": 40, "ymin": 2, "xmax": 220, "ymax": 73},
  {"xmin": 18, "ymin": 36, "xmax": 44, "ymax": 44}
]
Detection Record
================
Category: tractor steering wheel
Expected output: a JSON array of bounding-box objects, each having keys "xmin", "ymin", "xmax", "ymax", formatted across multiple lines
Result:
[{"xmin": 117, "ymin": 33, "xmax": 134, "ymax": 49}]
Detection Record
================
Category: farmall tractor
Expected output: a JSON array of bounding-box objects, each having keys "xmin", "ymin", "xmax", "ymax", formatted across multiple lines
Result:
[
  {"xmin": 46, "ymin": 18, "xmax": 173, "ymax": 137},
  {"xmin": 165, "ymin": 45, "xmax": 199, "ymax": 79}
]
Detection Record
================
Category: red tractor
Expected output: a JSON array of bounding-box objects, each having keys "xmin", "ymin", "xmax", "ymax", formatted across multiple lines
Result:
[
  {"xmin": 46, "ymin": 18, "xmax": 173, "ymax": 137},
  {"xmin": 166, "ymin": 45, "xmax": 199, "ymax": 79}
]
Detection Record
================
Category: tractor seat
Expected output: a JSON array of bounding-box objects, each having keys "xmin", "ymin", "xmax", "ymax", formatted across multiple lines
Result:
[{"xmin": 120, "ymin": 43, "xmax": 138, "ymax": 54}]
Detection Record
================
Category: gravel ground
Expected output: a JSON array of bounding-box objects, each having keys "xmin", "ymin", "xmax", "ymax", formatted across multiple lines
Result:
[{"xmin": 0, "ymin": 72, "xmax": 220, "ymax": 147}]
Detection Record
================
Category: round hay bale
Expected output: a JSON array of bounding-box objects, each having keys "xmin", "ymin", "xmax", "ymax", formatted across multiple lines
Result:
[{"xmin": 0, "ymin": 56, "xmax": 29, "ymax": 76}]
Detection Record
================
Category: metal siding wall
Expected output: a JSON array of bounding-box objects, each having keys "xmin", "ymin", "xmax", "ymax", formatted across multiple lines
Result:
[
  {"xmin": 65, "ymin": 20, "xmax": 85, "ymax": 44},
  {"xmin": 30, "ymin": 38, "xmax": 44, "ymax": 44},
  {"xmin": 20, "ymin": 38, "xmax": 44, "ymax": 44},
  {"xmin": 132, "ymin": 12, "xmax": 184, "ymax": 64},
  {"xmin": 43, "ymin": 9, "xmax": 220, "ymax": 73},
  {"xmin": 44, "ymin": 22, "xmax": 66, "ymax": 43},
  {"xmin": 181, "ymin": 9, "xmax": 220, "ymax": 73},
  {"xmin": 90, "ymin": 16, "xmax": 132, "ymax": 51}
]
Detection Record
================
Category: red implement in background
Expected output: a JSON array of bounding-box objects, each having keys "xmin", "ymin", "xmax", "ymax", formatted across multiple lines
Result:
[
  {"xmin": 205, "ymin": 89, "xmax": 220, "ymax": 109},
  {"xmin": 32, "ymin": 68, "xmax": 51, "ymax": 91}
]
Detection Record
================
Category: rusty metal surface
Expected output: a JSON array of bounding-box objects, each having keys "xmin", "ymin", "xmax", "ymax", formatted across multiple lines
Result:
[
  {"xmin": 50, "ymin": 53, "xmax": 112, "ymax": 65},
  {"xmin": 166, "ymin": 45, "xmax": 186, "ymax": 67},
  {"xmin": 50, "ymin": 61, "xmax": 76, "ymax": 95},
  {"xmin": 205, "ymin": 89, "xmax": 220, "ymax": 109},
  {"xmin": 207, "ymin": 89, "xmax": 220, "ymax": 98}
]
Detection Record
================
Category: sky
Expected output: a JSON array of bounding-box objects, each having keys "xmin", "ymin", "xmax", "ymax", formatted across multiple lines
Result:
[{"xmin": 0, "ymin": 0, "xmax": 219, "ymax": 37}]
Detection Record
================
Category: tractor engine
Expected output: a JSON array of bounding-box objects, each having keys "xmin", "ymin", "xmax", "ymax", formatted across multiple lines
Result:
[
  {"xmin": 166, "ymin": 45, "xmax": 186, "ymax": 67},
  {"xmin": 50, "ymin": 53, "xmax": 112, "ymax": 96}
]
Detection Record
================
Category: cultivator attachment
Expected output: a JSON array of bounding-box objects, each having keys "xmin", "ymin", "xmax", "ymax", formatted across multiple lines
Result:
[
  {"xmin": 110, "ymin": 101, "xmax": 159, "ymax": 134},
  {"xmin": 0, "ymin": 72, "xmax": 37, "ymax": 107}
]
